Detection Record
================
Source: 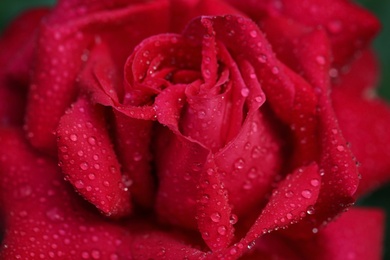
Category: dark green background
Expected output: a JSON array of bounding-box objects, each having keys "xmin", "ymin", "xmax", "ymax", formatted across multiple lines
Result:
[{"xmin": 1, "ymin": 0, "xmax": 389, "ymax": 258}]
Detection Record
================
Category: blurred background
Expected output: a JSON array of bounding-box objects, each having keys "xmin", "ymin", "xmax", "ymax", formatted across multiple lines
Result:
[{"xmin": 0, "ymin": 0, "xmax": 389, "ymax": 259}]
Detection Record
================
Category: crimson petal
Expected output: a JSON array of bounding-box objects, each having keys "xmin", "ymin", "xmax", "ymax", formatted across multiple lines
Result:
[
  {"xmin": 0, "ymin": 9, "xmax": 48, "ymax": 126},
  {"xmin": 57, "ymin": 96, "xmax": 132, "ymax": 217},
  {"xmin": 0, "ymin": 129, "xmax": 133, "ymax": 259},
  {"xmin": 226, "ymin": 0, "xmax": 380, "ymax": 65}
]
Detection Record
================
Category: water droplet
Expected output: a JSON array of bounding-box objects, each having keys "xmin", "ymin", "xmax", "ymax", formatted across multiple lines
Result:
[
  {"xmin": 88, "ymin": 137, "xmax": 96, "ymax": 145},
  {"xmin": 110, "ymin": 254, "xmax": 119, "ymax": 260},
  {"xmin": 91, "ymin": 250, "xmax": 101, "ymax": 259},
  {"xmin": 198, "ymin": 110, "xmax": 206, "ymax": 119},
  {"xmin": 217, "ymin": 225, "xmax": 227, "ymax": 235},
  {"xmin": 81, "ymin": 251, "xmax": 90, "ymax": 259},
  {"xmin": 70, "ymin": 134, "xmax": 78, "ymax": 141},
  {"xmin": 250, "ymin": 30, "xmax": 257, "ymax": 38},
  {"xmin": 285, "ymin": 190, "xmax": 294, "ymax": 198},
  {"xmin": 306, "ymin": 205, "xmax": 315, "ymax": 215},
  {"xmin": 312, "ymin": 228, "xmax": 319, "ymax": 234},
  {"xmin": 243, "ymin": 181, "xmax": 252, "ymax": 190},
  {"xmin": 271, "ymin": 67, "xmax": 279, "ymax": 74},
  {"xmin": 183, "ymin": 172, "xmax": 191, "ymax": 181},
  {"xmin": 230, "ymin": 248, "xmax": 237, "ymax": 255},
  {"xmin": 46, "ymin": 207, "xmax": 63, "ymax": 221},
  {"xmin": 241, "ymin": 88, "xmax": 249, "ymax": 97},
  {"xmin": 319, "ymin": 169, "xmax": 325, "ymax": 176},
  {"xmin": 257, "ymin": 54, "xmax": 267, "ymax": 63},
  {"xmin": 203, "ymin": 69, "xmax": 211, "ymax": 79},
  {"xmin": 251, "ymin": 146, "xmax": 262, "ymax": 158},
  {"xmin": 310, "ymin": 178, "xmax": 320, "ymax": 187},
  {"xmin": 230, "ymin": 214, "xmax": 238, "ymax": 225},
  {"xmin": 286, "ymin": 213, "xmax": 293, "ymax": 220},
  {"xmin": 234, "ymin": 158, "xmax": 245, "ymax": 170},
  {"xmin": 336, "ymin": 145, "xmax": 345, "ymax": 152},
  {"xmin": 75, "ymin": 180, "xmax": 85, "ymax": 189},
  {"xmin": 248, "ymin": 168, "xmax": 257, "ymax": 179},
  {"xmin": 88, "ymin": 173, "xmax": 96, "ymax": 180},
  {"xmin": 206, "ymin": 168, "xmax": 214, "ymax": 176},
  {"xmin": 301, "ymin": 189, "xmax": 312, "ymax": 199},
  {"xmin": 255, "ymin": 96, "xmax": 263, "ymax": 103},
  {"xmin": 210, "ymin": 212, "xmax": 221, "ymax": 223},
  {"xmin": 315, "ymin": 55, "xmax": 326, "ymax": 65},
  {"xmin": 80, "ymin": 162, "xmax": 89, "ymax": 171},
  {"xmin": 19, "ymin": 210, "xmax": 28, "ymax": 218},
  {"xmin": 201, "ymin": 194, "xmax": 209, "ymax": 203},
  {"xmin": 133, "ymin": 152, "xmax": 143, "ymax": 161}
]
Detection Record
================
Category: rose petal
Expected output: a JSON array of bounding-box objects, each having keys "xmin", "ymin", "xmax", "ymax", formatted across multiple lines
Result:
[
  {"xmin": 226, "ymin": 0, "xmax": 380, "ymax": 65},
  {"xmin": 153, "ymin": 124, "xmax": 209, "ymax": 229},
  {"xmin": 129, "ymin": 226, "xmax": 206, "ymax": 259},
  {"xmin": 244, "ymin": 163, "xmax": 321, "ymax": 244},
  {"xmin": 294, "ymin": 208, "xmax": 385, "ymax": 260},
  {"xmin": 57, "ymin": 96, "xmax": 132, "ymax": 217},
  {"xmin": 205, "ymin": 163, "xmax": 321, "ymax": 259},
  {"xmin": 220, "ymin": 208, "xmax": 384, "ymax": 260},
  {"xmin": 0, "ymin": 128, "xmax": 133, "ymax": 259},
  {"xmin": 0, "ymin": 9, "xmax": 48, "ymax": 126},
  {"xmin": 113, "ymin": 110, "xmax": 156, "ymax": 208},
  {"xmin": 332, "ymin": 87, "xmax": 390, "ymax": 195},
  {"xmin": 196, "ymin": 157, "xmax": 235, "ymax": 251}
]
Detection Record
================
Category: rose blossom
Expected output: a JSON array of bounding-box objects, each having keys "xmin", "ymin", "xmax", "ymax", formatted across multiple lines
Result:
[{"xmin": 0, "ymin": 0, "xmax": 389, "ymax": 259}]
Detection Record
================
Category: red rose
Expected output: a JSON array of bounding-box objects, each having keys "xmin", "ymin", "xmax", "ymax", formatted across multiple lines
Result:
[{"xmin": 0, "ymin": 0, "xmax": 389, "ymax": 259}]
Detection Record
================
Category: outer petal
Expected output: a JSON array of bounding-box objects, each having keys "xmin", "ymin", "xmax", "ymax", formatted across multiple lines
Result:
[
  {"xmin": 332, "ymin": 88, "xmax": 390, "ymax": 195},
  {"xmin": 0, "ymin": 9, "xmax": 48, "ymax": 126},
  {"xmin": 0, "ymin": 129, "xmax": 133, "ymax": 259},
  {"xmin": 225, "ymin": 0, "xmax": 380, "ymax": 65},
  {"xmin": 57, "ymin": 96, "xmax": 132, "ymax": 217},
  {"xmin": 258, "ymin": 14, "xmax": 360, "ymax": 235},
  {"xmin": 294, "ymin": 208, "xmax": 385, "ymax": 260}
]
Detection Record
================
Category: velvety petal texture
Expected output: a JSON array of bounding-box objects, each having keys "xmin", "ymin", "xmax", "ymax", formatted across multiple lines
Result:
[
  {"xmin": 0, "ymin": 0, "xmax": 388, "ymax": 259},
  {"xmin": 0, "ymin": 9, "xmax": 48, "ymax": 126}
]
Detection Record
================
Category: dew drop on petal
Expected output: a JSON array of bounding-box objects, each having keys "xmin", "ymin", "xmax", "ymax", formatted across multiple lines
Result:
[
  {"xmin": 301, "ymin": 189, "xmax": 312, "ymax": 199},
  {"xmin": 241, "ymin": 88, "xmax": 250, "ymax": 97},
  {"xmin": 249, "ymin": 30, "xmax": 257, "ymax": 38},
  {"xmin": 271, "ymin": 67, "xmax": 279, "ymax": 74},
  {"xmin": 88, "ymin": 137, "xmax": 96, "ymax": 145},
  {"xmin": 75, "ymin": 180, "xmax": 85, "ymax": 189},
  {"xmin": 310, "ymin": 178, "xmax": 320, "ymax": 187},
  {"xmin": 315, "ymin": 55, "xmax": 326, "ymax": 65},
  {"xmin": 285, "ymin": 190, "xmax": 294, "ymax": 198},
  {"xmin": 306, "ymin": 205, "xmax": 315, "ymax": 215},
  {"xmin": 217, "ymin": 225, "xmax": 227, "ymax": 235},
  {"xmin": 80, "ymin": 162, "xmax": 89, "ymax": 170},
  {"xmin": 337, "ymin": 145, "xmax": 345, "ymax": 152},
  {"xmin": 234, "ymin": 158, "xmax": 245, "ymax": 170},
  {"xmin": 230, "ymin": 214, "xmax": 238, "ymax": 225},
  {"xmin": 230, "ymin": 248, "xmax": 237, "ymax": 255},
  {"xmin": 255, "ymin": 96, "xmax": 263, "ymax": 103},
  {"xmin": 210, "ymin": 212, "xmax": 221, "ymax": 223}
]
